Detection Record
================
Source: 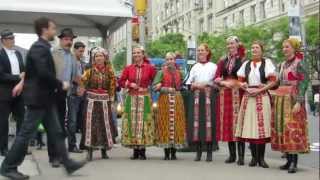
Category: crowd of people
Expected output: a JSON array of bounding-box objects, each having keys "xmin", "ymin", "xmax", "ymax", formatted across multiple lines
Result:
[{"xmin": 0, "ymin": 16, "xmax": 310, "ymax": 180}]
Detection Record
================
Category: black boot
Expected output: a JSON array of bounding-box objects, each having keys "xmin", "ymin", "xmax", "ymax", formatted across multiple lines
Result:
[
  {"xmin": 170, "ymin": 148, "xmax": 177, "ymax": 160},
  {"xmin": 130, "ymin": 149, "xmax": 139, "ymax": 160},
  {"xmin": 139, "ymin": 148, "xmax": 146, "ymax": 160},
  {"xmin": 101, "ymin": 149, "xmax": 109, "ymax": 159},
  {"xmin": 164, "ymin": 148, "xmax": 170, "ymax": 160},
  {"xmin": 237, "ymin": 142, "xmax": 245, "ymax": 166},
  {"xmin": 257, "ymin": 144, "xmax": 269, "ymax": 168},
  {"xmin": 194, "ymin": 142, "xmax": 202, "ymax": 161},
  {"xmin": 288, "ymin": 154, "xmax": 298, "ymax": 173},
  {"xmin": 248, "ymin": 143, "xmax": 257, "ymax": 167},
  {"xmin": 225, "ymin": 142, "xmax": 236, "ymax": 163},
  {"xmin": 63, "ymin": 159, "xmax": 87, "ymax": 175},
  {"xmin": 206, "ymin": 144, "xmax": 213, "ymax": 162},
  {"xmin": 87, "ymin": 148, "xmax": 93, "ymax": 161},
  {"xmin": 280, "ymin": 154, "xmax": 291, "ymax": 170}
]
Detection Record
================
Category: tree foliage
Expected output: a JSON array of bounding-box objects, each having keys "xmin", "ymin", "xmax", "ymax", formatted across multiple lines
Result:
[
  {"xmin": 112, "ymin": 48, "xmax": 127, "ymax": 74},
  {"xmin": 145, "ymin": 33, "xmax": 186, "ymax": 58}
]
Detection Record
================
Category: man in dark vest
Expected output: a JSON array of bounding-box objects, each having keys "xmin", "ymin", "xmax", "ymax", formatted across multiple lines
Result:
[{"xmin": 0, "ymin": 29, "xmax": 25, "ymax": 157}]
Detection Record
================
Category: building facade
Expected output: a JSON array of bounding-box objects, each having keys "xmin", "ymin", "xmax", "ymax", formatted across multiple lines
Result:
[{"xmin": 151, "ymin": 0, "xmax": 319, "ymax": 39}]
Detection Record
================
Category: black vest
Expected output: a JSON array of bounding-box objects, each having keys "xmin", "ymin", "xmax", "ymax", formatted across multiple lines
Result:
[
  {"xmin": 222, "ymin": 56, "xmax": 242, "ymax": 78},
  {"xmin": 244, "ymin": 58, "xmax": 267, "ymax": 84}
]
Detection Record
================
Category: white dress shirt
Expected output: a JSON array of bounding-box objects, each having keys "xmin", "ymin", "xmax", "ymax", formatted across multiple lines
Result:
[
  {"xmin": 186, "ymin": 62, "xmax": 217, "ymax": 86},
  {"xmin": 4, "ymin": 48, "xmax": 20, "ymax": 75}
]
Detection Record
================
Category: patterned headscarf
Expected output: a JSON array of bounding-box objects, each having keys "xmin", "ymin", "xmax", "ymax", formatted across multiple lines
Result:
[
  {"xmin": 91, "ymin": 47, "xmax": 109, "ymax": 60},
  {"xmin": 283, "ymin": 38, "xmax": 303, "ymax": 60},
  {"xmin": 284, "ymin": 38, "xmax": 301, "ymax": 51}
]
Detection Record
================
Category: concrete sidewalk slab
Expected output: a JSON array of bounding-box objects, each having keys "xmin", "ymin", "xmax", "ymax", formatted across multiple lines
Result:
[
  {"xmin": 0, "ymin": 154, "xmax": 39, "ymax": 180},
  {"xmin": 25, "ymin": 146, "xmax": 318, "ymax": 180}
]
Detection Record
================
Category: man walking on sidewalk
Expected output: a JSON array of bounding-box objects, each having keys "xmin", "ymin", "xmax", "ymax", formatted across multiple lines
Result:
[
  {"xmin": 0, "ymin": 17, "xmax": 86, "ymax": 180},
  {"xmin": 48, "ymin": 28, "xmax": 80, "ymax": 167}
]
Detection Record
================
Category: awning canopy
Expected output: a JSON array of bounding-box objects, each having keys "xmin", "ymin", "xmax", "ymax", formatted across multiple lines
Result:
[{"xmin": 0, "ymin": 0, "xmax": 133, "ymax": 37}]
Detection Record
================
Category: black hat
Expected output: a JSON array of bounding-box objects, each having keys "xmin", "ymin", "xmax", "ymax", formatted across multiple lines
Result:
[
  {"xmin": 58, "ymin": 28, "xmax": 77, "ymax": 39},
  {"xmin": 0, "ymin": 29, "xmax": 14, "ymax": 39}
]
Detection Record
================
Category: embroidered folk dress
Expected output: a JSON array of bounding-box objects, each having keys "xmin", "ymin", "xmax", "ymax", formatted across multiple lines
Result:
[
  {"xmin": 270, "ymin": 56, "xmax": 310, "ymax": 153},
  {"xmin": 119, "ymin": 62, "xmax": 156, "ymax": 148},
  {"xmin": 153, "ymin": 65, "xmax": 187, "ymax": 149},
  {"xmin": 215, "ymin": 55, "xmax": 244, "ymax": 142},
  {"xmin": 235, "ymin": 58, "xmax": 276, "ymax": 143},
  {"xmin": 185, "ymin": 62, "xmax": 218, "ymax": 145},
  {"xmin": 81, "ymin": 64, "xmax": 116, "ymax": 149}
]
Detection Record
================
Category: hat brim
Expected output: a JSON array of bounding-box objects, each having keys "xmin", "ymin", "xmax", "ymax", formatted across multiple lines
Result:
[
  {"xmin": 1, "ymin": 35, "xmax": 15, "ymax": 39},
  {"xmin": 58, "ymin": 35, "xmax": 77, "ymax": 39}
]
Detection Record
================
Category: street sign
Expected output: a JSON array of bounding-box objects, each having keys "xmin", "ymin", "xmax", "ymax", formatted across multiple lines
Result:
[{"xmin": 288, "ymin": 4, "xmax": 303, "ymax": 41}]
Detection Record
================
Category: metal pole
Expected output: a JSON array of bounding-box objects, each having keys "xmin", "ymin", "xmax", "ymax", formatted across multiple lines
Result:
[
  {"xmin": 139, "ymin": 16, "xmax": 145, "ymax": 47},
  {"xmin": 126, "ymin": 18, "xmax": 132, "ymax": 65}
]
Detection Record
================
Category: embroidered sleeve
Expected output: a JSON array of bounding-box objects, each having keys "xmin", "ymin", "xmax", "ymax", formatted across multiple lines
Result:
[
  {"xmin": 152, "ymin": 70, "xmax": 163, "ymax": 87},
  {"xmin": 80, "ymin": 69, "xmax": 91, "ymax": 88},
  {"xmin": 118, "ymin": 66, "xmax": 129, "ymax": 88},
  {"xmin": 185, "ymin": 65, "xmax": 196, "ymax": 85},
  {"xmin": 296, "ymin": 61, "xmax": 309, "ymax": 103},
  {"xmin": 265, "ymin": 59, "xmax": 277, "ymax": 80},
  {"xmin": 107, "ymin": 66, "xmax": 116, "ymax": 99},
  {"xmin": 237, "ymin": 60, "xmax": 248, "ymax": 81},
  {"xmin": 214, "ymin": 59, "xmax": 225, "ymax": 80}
]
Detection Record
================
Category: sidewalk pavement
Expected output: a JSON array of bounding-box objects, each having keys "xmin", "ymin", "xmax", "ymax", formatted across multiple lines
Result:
[{"xmin": 1, "ymin": 145, "xmax": 318, "ymax": 180}]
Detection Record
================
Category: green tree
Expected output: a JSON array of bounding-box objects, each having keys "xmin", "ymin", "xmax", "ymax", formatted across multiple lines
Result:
[
  {"xmin": 146, "ymin": 33, "xmax": 186, "ymax": 58},
  {"xmin": 112, "ymin": 48, "xmax": 127, "ymax": 74}
]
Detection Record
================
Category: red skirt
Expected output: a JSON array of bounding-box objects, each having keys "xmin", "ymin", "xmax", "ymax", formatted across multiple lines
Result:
[{"xmin": 216, "ymin": 87, "xmax": 243, "ymax": 142}]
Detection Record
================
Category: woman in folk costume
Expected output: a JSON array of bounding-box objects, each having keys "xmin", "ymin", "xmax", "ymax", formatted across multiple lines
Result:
[
  {"xmin": 79, "ymin": 47, "xmax": 116, "ymax": 161},
  {"xmin": 271, "ymin": 38, "xmax": 309, "ymax": 173},
  {"xmin": 214, "ymin": 36, "xmax": 246, "ymax": 165},
  {"xmin": 235, "ymin": 41, "xmax": 277, "ymax": 168},
  {"xmin": 185, "ymin": 43, "xmax": 217, "ymax": 162},
  {"xmin": 153, "ymin": 52, "xmax": 187, "ymax": 160},
  {"xmin": 119, "ymin": 45, "xmax": 156, "ymax": 160}
]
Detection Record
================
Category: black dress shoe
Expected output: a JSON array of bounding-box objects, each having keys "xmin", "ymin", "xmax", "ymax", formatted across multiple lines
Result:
[
  {"xmin": 69, "ymin": 147, "xmax": 83, "ymax": 153},
  {"xmin": 0, "ymin": 170, "xmax": 29, "ymax": 180},
  {"xmin": 64, "ymin": 160, "xmax": 87, "ymax": 175},
  {"xmin": 51, "ymin": 159, "xmax": 61, "ymax": 168}
]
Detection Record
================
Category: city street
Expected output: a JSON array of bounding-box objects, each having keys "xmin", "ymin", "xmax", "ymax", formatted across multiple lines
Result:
[{"xmin": 0, "ymin": 114, "xmax": 318, "ymax": 180}]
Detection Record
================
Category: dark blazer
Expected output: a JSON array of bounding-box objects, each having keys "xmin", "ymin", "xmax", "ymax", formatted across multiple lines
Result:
[
  {"xmin": 23, "ymin": 38, "xmax": 63, "ymax": 107},
  {"xmin": 0, "ymin": 48, "xmax": 25, "ymax": 101}
]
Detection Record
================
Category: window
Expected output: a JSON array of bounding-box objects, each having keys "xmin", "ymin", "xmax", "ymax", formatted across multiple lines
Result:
[
  {"xmin": 250, "ymin": 4, "xmax": 256, "ymax": 23},
  {"xmin": 223, "ymin": 17, "xmax": 228, "ymax": 30},
  {"xmin": 207, "ymin": 14, "xmax": 213, "ymax": 32},
  {"xmin": 232, "ymin": 13, "xmax": 235, "ymax": 24},
  {"xmin": 239, "ymin": 10, "xmax": 244, "ymax": 25},
  {"xmin": 177, "ymin": 0, "xmax": 181, "ymax": 12},
  {"xmin": 208, "ymin": 0, "xmax": 213, "ymax": 9},
  {"xmin": 199, "ymin": 18, "xmax": 204, "ymax": 33},
  {"xmin": 271, "ymin": 0, "xmax": 274, "ymax": 7},
  {"xmin": 282, "ymin": 2, "xmax": 285, "ymax": 12},
  {"xmin": 260, "ymin": 0, "xmax": 266, "ymax": 19},
  {"xmin": 224, "ymin": 0, "xmax": 229, "ymax": 8}
]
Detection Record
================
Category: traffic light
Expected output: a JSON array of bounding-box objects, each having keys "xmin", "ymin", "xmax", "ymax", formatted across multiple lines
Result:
[{"xmin": 134, "ymin": 0, "xmax": 147, "ymax": 16}]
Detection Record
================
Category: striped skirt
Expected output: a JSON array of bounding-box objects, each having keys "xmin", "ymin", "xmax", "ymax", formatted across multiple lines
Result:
[
  {"xmin": 155, "ymin": 92, "xmax": 187, "ymax": 148},
  {"xmin": 121, "ymin": 94, "xmax": 155, "ymax": 148}
]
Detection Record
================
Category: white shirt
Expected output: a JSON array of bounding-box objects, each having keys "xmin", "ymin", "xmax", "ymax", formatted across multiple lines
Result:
[
  {"xmin": 237, "ymin": 58, "xmax": 276, "ymax": 86},
  {"xmin": 4, "ymin": 48, "xmax": 20, "ymax": 75},
  {"xmin": 186, "ymin": 62, "xmax": 217, "ymax": 85}
]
